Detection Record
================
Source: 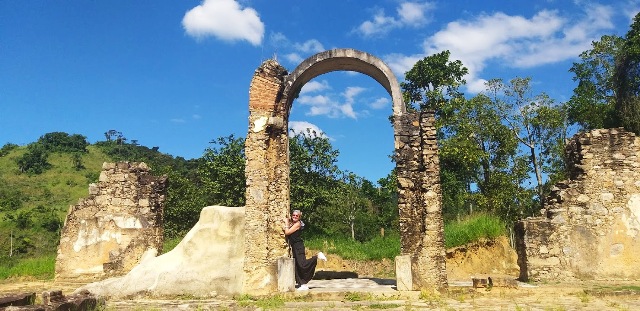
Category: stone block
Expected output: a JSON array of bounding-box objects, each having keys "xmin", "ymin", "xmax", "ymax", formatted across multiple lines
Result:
[
  {"xmin": 0, "ymin": 292, "xmax": 35, "ymax": 308},
  {"xmin": 395, "ymin": 255, "xmax": 413, "ymax": 291},
  {"xmin": 277, "ymin": 257, "xmax": 295, "ymax": 292}
]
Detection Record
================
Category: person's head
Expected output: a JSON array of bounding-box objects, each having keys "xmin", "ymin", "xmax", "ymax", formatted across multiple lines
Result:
[{"xmin": 292, "ymin": 210, "xmax": 302, "ymax": 220}]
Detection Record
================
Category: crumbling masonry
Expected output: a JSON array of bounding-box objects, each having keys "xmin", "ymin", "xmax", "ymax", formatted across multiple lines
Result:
[
  {"xmin": 56, "ymin": 162, "xmax": 167, "ymax": 280},
  {"xmin": 516, "ymin": 128, "xmax": 640, "ymax": 281},
  {"xmin": 243, "ymin": 48, "xmax": 447, "ymax": 293}
]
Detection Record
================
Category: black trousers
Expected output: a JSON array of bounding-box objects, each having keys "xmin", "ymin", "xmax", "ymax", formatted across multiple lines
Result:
[{"xmin": 291, "ymin": 241, "xmax": 318, "ymax": 285}]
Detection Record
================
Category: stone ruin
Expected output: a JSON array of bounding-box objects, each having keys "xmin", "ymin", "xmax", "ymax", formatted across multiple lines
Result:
[
  {"xmin": 55, "ymin": 49, "xmax": 448, "ymax": 297},
  {"xmin": 49, "ymin": 50, "xmax": 640, "ymax": 299},
  {"xmin": 516, "ymin": 128, "xmax": 640, "ymax": 281},
  {"xmin": 243, "ymin": 48, "xmax": 447, "ymax": 293},
  {"xmin": 55, "ymin": 162, "xmax": 167, "ymax": 280}
]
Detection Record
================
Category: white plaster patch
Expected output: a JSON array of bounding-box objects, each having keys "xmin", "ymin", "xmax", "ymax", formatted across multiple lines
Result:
[
  {"xmin": 252, "ymin": 117, "xmax": 268, "ymax": 133},
  {"xmin": 73, "ymin": 227, "xmax": 100, "ymax": 252},
  {"xmin": 111, "ymin": 216, "xmax": 142, "ymax": 229},
  {"xmin": 622, "ymin": 194, "xmax": 640, "ymax": 237},
  {"xmin": 73, "ymin": 226, "xmax": 123, "ymax": 252}
]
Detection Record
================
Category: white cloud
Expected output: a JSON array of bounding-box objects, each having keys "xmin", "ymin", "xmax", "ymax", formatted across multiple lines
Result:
[
  {"xmin": 271, "ymin": 36, "xmax": 326, "ymax": 65},
  {"xmin": 369, "ymin": 97, "xmax": 390, "ymax": 109},
  {"xmin": 356, "ymin": 1, "xmax": 434, "ymax": 37},
  {"xmin": 288, "ymin": 121, "xmax": 327, "ymax": 138},
  {"xmin": 344, "ymin": 86, "xmax": 366, "ymax": 100},
  {"xmin": 285, "ymin": 53, "xmax": 303, "ymax": 63},
  {"xmin": 269, "ymin": 32, "xmax": 289, "ymax": 47},
  {"xmin": 385, "ymin": 4, "xmax": 617, "ymax": 94},
  {"xmin": 296, "ymin": 86, "xmax": 367, "ymax": 119},
  {"xmin": 298, "ymin": 94, "xmax": 331, "ymax": 106},
  {"xmin": 182, "ymin": 0, "xmax": 264, "ymax": 46},
  {"xmin": 300, "ymin": 80, "xmax": 330, "ymax": 94},
  {"xmin": 398, "ymin": 2, "xmax": 434, "ymax": 26},
  {"xmin": 294, "ymin": 39, "xmax": 325, "ymax": 53}
]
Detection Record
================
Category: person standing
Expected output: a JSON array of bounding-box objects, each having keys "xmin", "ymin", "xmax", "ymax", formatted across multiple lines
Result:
[{"xmin": 283, "ymin": 210, "xmax": 327, "ymax": 290}]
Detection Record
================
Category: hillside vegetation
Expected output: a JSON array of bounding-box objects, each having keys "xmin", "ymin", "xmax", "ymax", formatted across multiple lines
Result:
[{"xmin": 0, "ymin": 145, "xmax": 108, "ymax": 259}]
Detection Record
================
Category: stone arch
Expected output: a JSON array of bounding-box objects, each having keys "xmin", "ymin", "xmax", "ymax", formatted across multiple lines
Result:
[
  {"xmin": 244, "ymin": 48, "xmax": 447, "ymax": 294},
  {"xmin": 282, "ymin": 48, "xmax": 405, "ymax": 118}
]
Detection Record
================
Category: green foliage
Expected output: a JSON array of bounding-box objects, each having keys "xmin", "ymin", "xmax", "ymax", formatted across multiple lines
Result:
[
  {"xmin": 37, "ymin": 132, "xmax": 89, "ymax": 153},
  {"xmin": 401, "ymin": 50, "xmax": 468, "ymax": 111},
  {"xmin": 567, "ymin": 35, "xmax": 623, "ymax": 130},
  {"xmin": 479, "ymin": 78, "xmax": 567, "ymax": 215},
  {"xmin": 15, "ymin": 143, "xmax": 51, "ymax": 174},
  {"xmin": 198, "ymin": 135, "xmax": 246, "ymax": 207},
  {"xmin": 568, "ymin": 13, "xmax": 640, "ymax": 135},
  {"xmin": 0, "ymin": 144, "xmax": 107, "ymax": 259},
  {"xmin": 289, "ymin": 129, "xmax": 341, "ymax": 234},
  {"xmin": 614, "ymin": 12, "xmax": 640, "ymax": 135},
  {"xmin": 288, "ymin": 129, "xmax": 397, "ymax": 241},
  {"xmin": 0, "ymin": 187, "xmax": 23, "ymax": 212},
  {"xmin": 444, "ymin": 213, "xmax": 506, "ymax": 248},
  {"xmin": 0, "ymin": 143, "xmax": 18, "ymax": 157}
]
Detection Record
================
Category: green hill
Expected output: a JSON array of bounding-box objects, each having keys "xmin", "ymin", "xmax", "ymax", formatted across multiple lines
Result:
[{"xmin": 0, "ymin": 144, "xmax": 109, "ymax": 258}]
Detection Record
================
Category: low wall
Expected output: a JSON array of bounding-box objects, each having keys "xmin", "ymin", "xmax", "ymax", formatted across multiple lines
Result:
[{"xmin": 56, "ymin": 162, "xmax": 167, "ymax": 280}]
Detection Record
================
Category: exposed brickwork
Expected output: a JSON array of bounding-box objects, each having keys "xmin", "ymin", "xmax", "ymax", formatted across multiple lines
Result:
[
  {"xmin": 56, "ymin": 162, "xmax": 166, "ymax": 280},
  {"xmin": 516, "ymin": 128, "xmax": 640, "ymax": 281},
  {"xmin": 244, "ymin": 60, "xmax": 290, "ymax": 294}
]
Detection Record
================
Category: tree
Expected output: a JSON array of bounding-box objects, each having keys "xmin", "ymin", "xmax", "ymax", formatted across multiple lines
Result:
[
  {"xmin": 0, "ymin": 143, "xmax": 18, "ymax": 157},
  {"xmin": 289, "ymin": 129, "xmax": 341, "ymax": 234},
  {"xmin": 487, "ymin": 77, "xmax": 567, "ymax": 209},
  {"xmin": 401, "ymin": 50, "xmax": 468, "ymax": 112},
  {"xmin": 567, "ymin": 35, "xmax": 623, "ymax": 130},
  {"xmin": 198, "ymin": 135, "xmax": 246, "ymax": 207},
  {"xmin": 15, "ymin": 143, "xmax": 50, "ymax": 174},
  {"xmin": 38, "ymin": 132, "xmax": 89, "ymax": 153},
  {"xmin": 567, "ymin": 13, "xmax": 640, "ymax": 135},
  {"xmin": 438, "ymin": 93, "xmax": 527, "ymax": 221},
  {"xmin": 614, "ymin": 12, "xmax": 640, "ymax": 134}
]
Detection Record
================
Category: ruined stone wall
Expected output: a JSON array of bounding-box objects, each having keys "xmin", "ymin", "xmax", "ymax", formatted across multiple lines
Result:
[
  {"xmin": 396, "ymin": 110, "xmax": 448, "ymax": 290},
  {"xmin": 244, "ymin": 59, "xmax": 290, "ymax": 294},
  {"xmin": 56, "ymin": 162, "xmax": 167, "ymax": 280},
  {"xmin": 516, "ymin": 128, "xmax": 640, "ymax": 281}
]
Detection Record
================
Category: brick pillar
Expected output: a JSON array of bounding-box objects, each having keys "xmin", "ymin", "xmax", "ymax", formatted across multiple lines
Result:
[{"xmin": 244, "ymin": 59, "xmax": 290, "ymax": 294}]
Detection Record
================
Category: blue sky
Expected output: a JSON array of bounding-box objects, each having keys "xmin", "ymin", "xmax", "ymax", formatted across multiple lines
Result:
[{"xmin": 1, "ymin": 0, "xmax": 638, "ymax": 183}]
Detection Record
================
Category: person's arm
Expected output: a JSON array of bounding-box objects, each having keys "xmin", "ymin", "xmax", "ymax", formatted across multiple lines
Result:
[{"xmin": 283, "ymin": 221, "xmax": 301, "ymax": 236}]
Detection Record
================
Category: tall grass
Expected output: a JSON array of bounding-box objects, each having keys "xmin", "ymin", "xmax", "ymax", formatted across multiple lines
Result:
[
  {"xmin": 306, "ymin": 232, "xmax": 401, "ymax": 260},
  {"xmin": 444, "ymin": 213, "xmax": 506, "ymax": 249},
  {"xmin": 0, "ymin": 254, "xmax": 56, "ymax": 280},
  {"xmin": 306, "ymin": 213, "xmax": 507, "ymax": 260}
]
